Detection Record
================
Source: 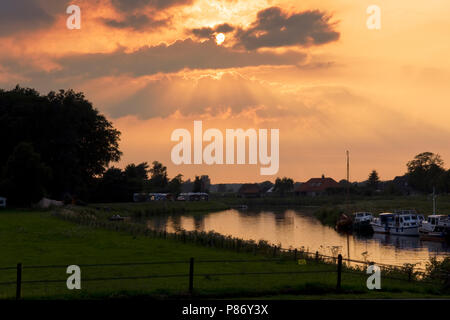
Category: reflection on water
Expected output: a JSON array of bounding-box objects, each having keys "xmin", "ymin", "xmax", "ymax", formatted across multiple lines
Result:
[{"xmin": 145, "ymin": 209, "xmax": 450, "ymax": 267}]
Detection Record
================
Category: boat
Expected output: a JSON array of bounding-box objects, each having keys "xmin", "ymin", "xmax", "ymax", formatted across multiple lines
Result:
[
  {"xmin": 416, "ymin": 214, "xmax": 425, "ymax": 226},
  {"xmin": 370, "ymin": 212, "xmax": 419, "ymax": 236},
  {"xmin": 419, "ymin": 215, "xmax": 450, "ymax": 241},
  {"xmin": 352, "ymin": 212, "xmax": 374, "ymax": 233},
  {"xmin": 336, "ymin": 213, "xmax": 353, "ymax": 233},
  {"xmin": 109, "ymin": 214, "xmax": 125, "ymax": 221}
]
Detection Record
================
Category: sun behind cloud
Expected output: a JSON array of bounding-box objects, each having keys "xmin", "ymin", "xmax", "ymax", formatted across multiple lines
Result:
[{"xmin": 215, "ymin": 33, "xmax": 225, "ymax": 45}]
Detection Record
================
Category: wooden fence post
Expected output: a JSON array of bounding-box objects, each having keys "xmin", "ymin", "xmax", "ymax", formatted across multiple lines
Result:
[
  {"xmin": 16, "ymin": 263, "xmax": 22, "ymax": 300},
  {"xmin": 337, "ymin": 254, "xmax": 342, "ymax": 291},
  {"xmin": 189, "ymin": 257, "xmax": 194, "ymax": 294},
  {"xmin": 315, "ymin": 251, "xmax": 319, "ymax": 262},
  {"xmin": 294, "ymin": 249, "xmax": 298, "ymax": 261}
]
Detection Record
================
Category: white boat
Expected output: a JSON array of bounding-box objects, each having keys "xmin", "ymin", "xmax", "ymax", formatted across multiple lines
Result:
[
  {"xmin": 419, "ymin": 215, "xmax": 450, "ymax": 241},
  {"xmin": 352, "ymin": 212, "xmax": 374, "ymax": 233},
  {"xmin": 370, "ymin": 212, "xmax": 419, "ymax": 236},
  {"xmin": 416, "ymin": 214, "xmax": 425, "ymax": 226},
  {"xmin": 353, "ymin": 212, "xmax": 373, "ymax": 224}
]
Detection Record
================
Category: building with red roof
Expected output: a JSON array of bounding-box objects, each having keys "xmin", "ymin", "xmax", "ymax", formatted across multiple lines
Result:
[{"xmin": 295, "ymin": 175, "xmax": 341, "ymax": 196}]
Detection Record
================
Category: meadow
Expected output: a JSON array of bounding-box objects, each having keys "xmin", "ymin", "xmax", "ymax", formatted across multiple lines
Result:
[{"xmin": 0, "ymin": 208, "xmax": 449, "ymax": 300}]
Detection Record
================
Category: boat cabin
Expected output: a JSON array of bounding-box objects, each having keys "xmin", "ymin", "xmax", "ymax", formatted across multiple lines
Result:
[
  {"xmin": 426, "ymin": 215, "xmax": 450, "ymax": 226},
  {"xmin": 353, "ymin": 212, "xmax": 373, "ymax": 222},
  {"xmin": 378, "ymin": 213, "xmax": 394, "ymax": 224}
]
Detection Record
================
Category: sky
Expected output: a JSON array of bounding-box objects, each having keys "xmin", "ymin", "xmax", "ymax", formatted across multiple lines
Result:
[{"xmin": 1, "ymin": 0, "xmax": 450, "ymax": 183}]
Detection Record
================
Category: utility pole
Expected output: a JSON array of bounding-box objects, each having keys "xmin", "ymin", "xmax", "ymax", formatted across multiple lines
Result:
[
  {"xmin": 346, "ymin": 151, "xmax": 350, "ymax": 262},
  {"xmin": 433, "ymin": 186, "xmax": 436, "ymax": 215}
]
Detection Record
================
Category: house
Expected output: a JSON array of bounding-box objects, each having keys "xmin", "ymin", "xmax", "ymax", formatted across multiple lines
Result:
[
  {"xmin": 0, "ymin": 197, "xmax": 6, "ymax": 208},
  {"xmin": 238, "ymin": 184, "xmax": 261, "ymax": 198},
  {"xmin": 295, "ymin": 175, "xmax": 341, "ymax": 196}
]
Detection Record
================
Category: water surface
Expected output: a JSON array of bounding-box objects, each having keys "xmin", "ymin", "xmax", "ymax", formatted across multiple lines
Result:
[{"xmin": 145, "ymin": 209, "xmax": 450, "ymax": 268}]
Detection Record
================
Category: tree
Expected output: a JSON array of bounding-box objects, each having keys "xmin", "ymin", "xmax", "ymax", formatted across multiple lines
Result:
[
  {"xmin": 148, "ymin": 161, "xmax": 168, "ymax": 191},
  {"xmin": 124, "ymin": 162, "xmax": 149, "ymax": 199},
  {"xmin": 407, "ymin": 152, "xmax": 445, "ymax": 193},
  {"xmin": 274, "ymin": 177, "xmax": 294, "ymax": 196},
  {"xmin": 93, "ymin": 162, "xmax": 150, "ymax": 202},
  {"xmin": 1, "ymin": 143, "xmax": 51, "ymax": 205},
  {"xmin": 193, "ymin": 176, "xmax": 202, "ymax": 192},
  {"xmin": 437, "ymin": 170, "xmax": 450, "ymax": 193},
  {"xmin": 94, "ymin": 167, "xmax": 127, "ymax": 202},
  {"xmin": 0, "ymin": 86, "xmax": 122, "ymax": 200},
  {"xmin": 367, "ymin": 170, "xmax": 380, "ymax": 190},
  {"xmin": 168, "ymin": 174, "xmax": 184, "ymax": 195}
]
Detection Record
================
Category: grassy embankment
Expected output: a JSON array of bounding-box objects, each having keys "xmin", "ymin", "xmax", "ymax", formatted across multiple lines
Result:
[
  {"xmin": 86, "ymin": 200, "xmax": 229, "ymax": 219},
  {"xmin": 0, "ymin": 209, "xmax": 448, "ymax": 300}
]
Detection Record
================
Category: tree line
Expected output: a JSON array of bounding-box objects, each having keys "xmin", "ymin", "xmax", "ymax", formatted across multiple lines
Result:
[{"xmin": 1, "ymin": 86, "xmax": 449, "ymax": 206}]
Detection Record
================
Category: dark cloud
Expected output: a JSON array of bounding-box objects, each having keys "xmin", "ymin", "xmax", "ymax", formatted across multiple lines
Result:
[
  {"xmin": 102, "ymin": 14, "xmax": 171, "ymax": 30},
  {"xmin": 190, "ymin": 23, "xmax": 235, "ymax": 39},
  {"xmin": 235, "ymin": 7, "xmax": 339, "ymax": 50},
  {"xmin": 215, "ymin": 23, "xmax": 234, "ymax": 33},
  {"xmin": 110, "ymin": 0, "xmax": 193, "ymax": 12},
  {"xmin": 46, "ymin": 38, "xmax": 306, "ymax": 79},
  {"xmin": 191, "ymin": 27, "xmax": 215, "ymax": 39},
  {"xmin": 0, "ymin": 0, "xmax": 55, "ymax": 36}
]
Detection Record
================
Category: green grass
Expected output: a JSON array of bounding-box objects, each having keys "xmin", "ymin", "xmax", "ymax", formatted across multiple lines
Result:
[
  {"xmin": 216, "ymin": 194, "xmax": 450, "ymax": 213},
  {"xmin": 0, "ymin": 209, "xmax": 448, "ymax": 300},
  {"xmin": 87, "ymin": 200, "xmax": 229, "ymax": 218}
]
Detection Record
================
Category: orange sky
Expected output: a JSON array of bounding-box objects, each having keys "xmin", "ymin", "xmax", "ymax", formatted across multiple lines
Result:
[{"xmin": 1, "ymin": 0, "xmax": 450, "ymax": 183}]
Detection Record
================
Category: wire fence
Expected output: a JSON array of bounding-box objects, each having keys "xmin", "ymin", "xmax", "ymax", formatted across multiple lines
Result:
[{"xmin": 1, "ymin": 251, "xmax": 448, "ymax": 300}]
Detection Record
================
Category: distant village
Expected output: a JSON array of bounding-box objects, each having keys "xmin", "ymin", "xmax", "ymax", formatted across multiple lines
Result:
[{"xmin": 171, "ymin": 172, "xmax": 412, "ymax": 200}]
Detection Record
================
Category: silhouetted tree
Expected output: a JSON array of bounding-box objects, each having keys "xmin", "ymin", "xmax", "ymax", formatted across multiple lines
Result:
[
  {"xmin": 407, "ymin": 152, "xmax": 445, "ymax": 193},
  {"xmin": 0, "ymin": 86, "xmax": 122, "ymax": 200},
  {"xmin": 274, "ymin": 177, "xmax": 294, "ymax": 196},
  {"xmin": 94, "ymin": 167, "xmax": 127, "ymax": 202},
  {"xmin": 1, "ymin": 143, "xmax": 51, "ymax": 205},
  {"xmin": 168, "ymin": 174, "xmax": 183, "ymax": 195},
  {"xmin": 367, "ymin": 170, "xmax": 380, "ymax": 190},
  {"xmin": 193, "ymin": 176, "xmax": 202, "ymax": 192},
  {"xmin": 148, "ymin": 161, "xmax": 168, "ymax": 191},
  {"xmin": 437, "ymin": 170, "xmax": 450, "ymax": 193}
]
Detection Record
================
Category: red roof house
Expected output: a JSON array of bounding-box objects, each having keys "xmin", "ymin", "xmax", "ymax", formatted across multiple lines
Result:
[
  {"xmin": 295, "ymin": 175, "xmax": 341, "ymax": 196},
  {"xmin": 238, "ymin": 184, "xmax": 261, "ymax": 198}
]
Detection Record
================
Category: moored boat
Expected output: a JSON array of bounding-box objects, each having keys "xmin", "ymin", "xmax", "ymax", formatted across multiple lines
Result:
[
  {"xmin": 336, "ymin": 213, "xmax": 353, "ymax": 233},
  {"xmin": 352, "ymin": 212, "xmax": 374, "ymax": 233},
  {"xmin": 370, "ymin": 212, "xmax": 419, "ymax": 236},
  {"xmin": 419, "ymin": 215, "xmax": 450, "ymax": 241}
]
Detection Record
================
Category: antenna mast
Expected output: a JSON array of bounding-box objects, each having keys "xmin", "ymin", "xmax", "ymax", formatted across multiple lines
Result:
[{"xmin": 346, "ymin": 150, "xmax": 350, "ymax": 201}]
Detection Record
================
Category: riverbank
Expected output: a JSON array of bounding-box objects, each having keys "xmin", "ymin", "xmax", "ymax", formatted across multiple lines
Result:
[
  {"xmin": 216, "ymin": 194, "xmax": 450, "ymax": 211},
  {"xmin": 1, "ymin": 209, "xmax": 449, "ymax": 299},
  {"xmin": 77, "ymin": 194, "xmax": 450, "ymax": 226}
]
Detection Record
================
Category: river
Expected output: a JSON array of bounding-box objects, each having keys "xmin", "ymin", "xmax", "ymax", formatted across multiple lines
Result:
[{"xmin": 144, "ymin": 208, "xmax": 450, "ymax": 268}]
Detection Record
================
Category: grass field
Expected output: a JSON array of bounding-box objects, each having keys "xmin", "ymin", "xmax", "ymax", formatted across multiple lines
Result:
[
  {"xmin": 215, "ymin": 194, "xmax": 450, "ymax": 211},
  {"xmin": 89, "ymin": 200, "xmax": 230, "ymax": 217},
  {"xmin": 0, "ymin": 209, "xmax": 449, "ymax": 300}
]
